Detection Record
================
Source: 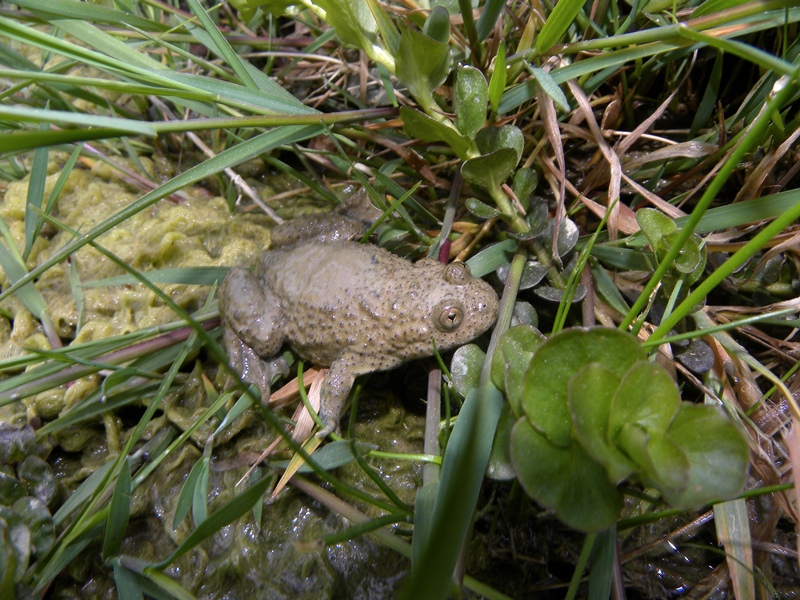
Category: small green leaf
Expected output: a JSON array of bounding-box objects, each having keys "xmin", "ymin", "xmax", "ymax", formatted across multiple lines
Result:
[
  {"xmin": 450, "ymin": 344, "xmax": 485, "ymax": 398},
  {"xmin": 11, "ymin": 496, "xmax": 54, "ymax": 556},
  {"xmin": 662, "ymin": 231, "xmax": 703, "ymax": 274},
  {"xmin": 486, "ymin": 404, "xmax": 516, "ymax": 480},
  {"xmin": 662, "ymin": 404, "xmax": 749, "ymax": 508},
  {"xmin": 511, "ymin": 418, "xmax": 623, "ymax": 531},
  {"xmin": 636, "ymin": 208, "xmax": 677, "ymax": 250},
  {"xmin": 422, "ymin": 5, "xmax": 450, "ymax": 43},
  {"xmin": 461, "ymin": 147, "xmax": 519, "ymax": 193},
  {"xmin": 512, "ymin": 168, "xmax": 537, "ymax": 211},
  {"xmin": 616, "ymin": 426, "xmax": 689, "ymax": 492},
  {"xmin": 475, "ymin": 125, "xmax": 524, "ymax": 162},
  {"xmin": 365, "ymin": 0, "xmax": 400, "ymax": 54},
  {"xmin": 608, "ymin": 361, "xmax": 681, "ymax": 439},
  {"xmin": 103, "ymin": 460, "xmax": 132, "ymax": 560},
  {"xmin": 464, "ymin": 197, "xmax": 501, "ymax": 219},
  {"xmin": 396, "ymin": 26, "xmax": 451, "ymax": 112},
  {"xmin": 454, "ymin": 65, "xmax": 489, "ymax": 139},
  {"xmin": 490, "ymin": 324, "xmax": 545, "ymax": 413},
  {"xmin": 568, "ymin": 363, "xmax": 635, "ymax": 483},
  {"xmin": 529, "ymin": 66, "xmax": 570, "ymax": 112},
  {"xmin": 400, "ymin": 106, "xmax": 472, "ymax": 159}
]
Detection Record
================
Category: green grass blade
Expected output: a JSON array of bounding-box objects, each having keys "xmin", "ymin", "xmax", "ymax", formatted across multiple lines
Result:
[
  {"xmin": 191, "ymin": 458, "xmax": 210, "ymax": 527},
  {"xmin": 535, "ymin": 0, "xmax": 585, "ymax": 51},
  {"xmin": 14, "ymin": 0, "xmax": 169, "ymax": 31},
  {"xmin": 23, "ymin": 123, "xmax": 49, "ymax": 260},
  {"xmin": 183, "ymin": 0, "xmax": 257, "ymax": 89},
  {"xmin": 82, "ymin": 267, "xmax": 230, "ymax": 288},
  {"xmin": 0, "ymin": 105, "xmax": 157, "ymax": 134},
  {"xmin": 401, "ymin": 385, "xmax": 504, "ymax": 598},
  {"xmin": 173, "ymin": 458, "xmax": 208, "ymax": 528},
  {"xmin": 149, "ymin": 474, "xmax": 273, "ymax": 570},
  {"xmin": 103, "ymin": 459, "xmax": 132, "ymax": 560},
  {"xmin": 113, "ymin": 561, "xmax": 145, "ymax": 600},
  {"xmin": 715, "ymin": 498, "xmax": 754, "ymax": 599},
  {"xmin": 476, "ymin": 0, "xmax": 506, "ymax": 41}
]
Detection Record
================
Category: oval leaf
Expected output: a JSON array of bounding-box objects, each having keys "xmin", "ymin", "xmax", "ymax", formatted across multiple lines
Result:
[{"xmin": 454, "ymin": 65, "xmax": 489, "ymax": 139}]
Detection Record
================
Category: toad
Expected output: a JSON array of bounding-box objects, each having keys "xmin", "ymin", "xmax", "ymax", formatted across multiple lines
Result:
[{"xmin": 219, "ymin": 206, "xmax": 499, "ymax": 437}]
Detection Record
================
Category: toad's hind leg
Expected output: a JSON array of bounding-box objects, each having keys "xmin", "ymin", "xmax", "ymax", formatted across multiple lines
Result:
[{"xmin": 219, "ymin": 268, "xmax": 287, "ymax": 402}]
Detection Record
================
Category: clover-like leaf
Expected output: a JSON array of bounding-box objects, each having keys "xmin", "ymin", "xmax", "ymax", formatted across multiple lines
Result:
[
  {"xmin": 521, "ymin": 328, "xmax": 646, "ymax": 447},
  {"xmin": 568, "ymin": 363, "xmax": 636, "ymax": 484},
  {"xmin": 662, "ymin": 231, "xmax": 702, "ymax": 274},
  {"xmin": 454, "ymin": 65, "xmax": 489, "ymax": 139},
  {"xmin": 511, "ymin": 418, "xmax": 623, "ymax": 531},
  {"xmin": 661, "ymin": 404, "xmax": 749, "ymax": 509},
  {"xmin": 533, "ymin": 284, "xmax": 587, "ymax": 304},
  {"xmin": 543, "ymin": 217, "xmax": 579, "ymax": 258},
  {"xmin": 490, "ymin": 325, "xmax": 545, "ymax": 414}
]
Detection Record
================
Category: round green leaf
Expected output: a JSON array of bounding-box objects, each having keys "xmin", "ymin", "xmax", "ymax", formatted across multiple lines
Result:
[
  {"xmin": 568, "ymin": 363, "xmax": 635, "ymax": 483},
  {"xmin": 11, "ymin": 497, "xmax": 54, "ymax": 556},
  {"xmin": 608, "ymin": 361, "xmax": 680, "ymax": 439},
  {"xmin": 397, "ymin": 26, "xmax": 451, "ymax": 111},
  {"xmin": 490, "ymin": 325, "xmax": 545, "ymax": 414},
  {"xmin": 521, "ymin": 328, "xmax": 647, "ymax": 447},
  {"xmin": 511, "ymin": 418, "xmax": 623, "ymax": 532},
  {"xmin": 451, "ymin": 344, "xmax": 486, "ymax": 398},
  {"xmin": 662, "ymin": 231, "xmax": 702, "ymax": 274},
  {"xmin": 662, "ymin": 404, "xmax": 749, "ymax": 509}
]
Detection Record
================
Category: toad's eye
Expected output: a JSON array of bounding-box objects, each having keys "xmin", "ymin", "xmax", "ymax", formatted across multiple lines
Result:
[
  {"xmin": 434, "ymin": 301, "xmax": 464, "ymax": 332},
  {"xmin": 444, "ymin": 262, "xmax": 470, "ymax": 284}
]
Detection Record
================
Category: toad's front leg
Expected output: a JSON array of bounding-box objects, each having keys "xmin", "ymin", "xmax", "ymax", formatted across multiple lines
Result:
[
  {"xmin": 316, "ymin": 353, "xmax": 402, "ymax": 438},
  {"xmin": 219, "ymin": 267, "xmax": 287, "ymax": 403}
]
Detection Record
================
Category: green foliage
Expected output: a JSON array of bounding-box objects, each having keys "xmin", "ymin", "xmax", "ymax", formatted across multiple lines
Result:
[
  {"xmin": 503, "ymin": 328, "xmax": 749, "ymax": 531},
  {"xmin": 637, "ymin": 208, "xmax": 707, "ymax": 286}
]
